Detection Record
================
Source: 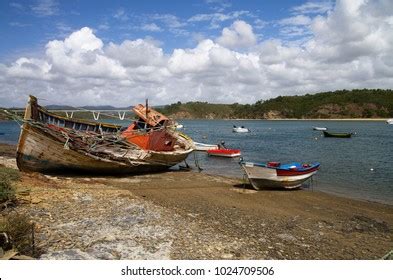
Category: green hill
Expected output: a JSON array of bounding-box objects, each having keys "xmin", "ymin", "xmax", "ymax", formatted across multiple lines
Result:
[{"xmin": 158, "ymin": 89, "xmax": 393, "ymax": 119}]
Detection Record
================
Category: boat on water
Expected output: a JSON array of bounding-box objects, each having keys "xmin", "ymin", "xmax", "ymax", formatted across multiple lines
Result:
[
  {"xmin": 240, "ymin": 160, "xmax": 320, "ymax": 190},
  {"xmin": 387, "ymin": 119, "xmax": 393, "ymax": 124},
  {"xmin": 232, "ymin": 125, "xmax": 250, "ymax": 133},
  {"xmin": 323, "ymin": 131, "xmax": 352, "ymax": 138},
  {"xmin": 193, "ymin": 142, "xmax": 219, "ymax": 151},
  {"xmin": 16, "ymin": 96, "xmax": 194, "ymax": 174},
  {"xmin": 175, "ymin": 123, "xmax": 184, "ymax": 129},
  {"xmin": 313, "ymin": 127, "xmax": 327, "ymax": 131},
  {"xmin": 207, "ymin": 148, "xmax": 241, "ymax": 157}
]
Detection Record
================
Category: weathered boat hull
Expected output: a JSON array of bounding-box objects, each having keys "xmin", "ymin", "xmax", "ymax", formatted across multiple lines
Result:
[
  {"xmin": 16, "ymin": 96, "xmax": 193, "ymax": 174},
  {"xmin": 17, "ymin": 123, "xmax": 190, "ymax": 174},
  {"xmin": 240, "ymin": 162, "xmax": 318, "ymax": 190}
]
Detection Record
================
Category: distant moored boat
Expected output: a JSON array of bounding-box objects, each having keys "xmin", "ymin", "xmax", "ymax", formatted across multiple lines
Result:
[
  {"xmin": 323, "ymin": 131, "xmax": 352, "ymax": 138},
  {"xmin": 313, "ymin": 127, "xmax": 327, "ymax": 131},
  {"xmin": 387, "ymin": 119, "xmax": 393, "ymax": 124},
  {"xmin": 232, "ymin": 125, "xmax": 250, "ymax": 133}
]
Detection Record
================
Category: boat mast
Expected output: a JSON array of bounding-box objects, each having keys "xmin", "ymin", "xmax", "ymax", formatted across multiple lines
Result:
[{"xmin": 145, "ymin": 99, "xmax": 148, "ymax": 129}]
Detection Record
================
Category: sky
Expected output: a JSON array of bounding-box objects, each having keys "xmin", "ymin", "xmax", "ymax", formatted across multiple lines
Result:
[{"xmin": 0, "ymin": 0, "xmax": 392, "ymax": 107}]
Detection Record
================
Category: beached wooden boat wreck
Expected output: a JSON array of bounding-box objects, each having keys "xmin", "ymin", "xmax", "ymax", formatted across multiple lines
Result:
[
  {"xmin": 16, "ymin": 96, "xmax": 194, "ymax": 174},
  {"xmin": 240, "ymin": 160, "xmax": 320, "ymax": 190}
]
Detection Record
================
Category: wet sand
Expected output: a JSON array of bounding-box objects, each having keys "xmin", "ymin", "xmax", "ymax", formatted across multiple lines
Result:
[{"xmin": 1, "ymin": 143, "xmax": 392, "ymax": 259}]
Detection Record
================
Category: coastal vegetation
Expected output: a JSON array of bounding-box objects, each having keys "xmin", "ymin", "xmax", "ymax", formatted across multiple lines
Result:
[{"xmin": 159, "ymin": 89, "xmax": 393, "ymax": 119}]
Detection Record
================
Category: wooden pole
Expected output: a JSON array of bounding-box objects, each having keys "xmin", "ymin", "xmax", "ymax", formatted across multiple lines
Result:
[{"xmin": 145, "ymin": 99, "xmax": 148, "ymax": 119}]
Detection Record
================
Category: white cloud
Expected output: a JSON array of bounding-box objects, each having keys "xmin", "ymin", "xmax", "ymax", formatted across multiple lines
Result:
[
  {"xmin": 140, "ymin": 23, "xmax": 163, "ymax": 32},
  {"xmin": 105, "ymin": 39, "xmax": 165, "ymax": 67},
  {"xmin": 279, "ymin": 15, "xmax": 312, "ymax": 26},
  {"xmin": 150, "ymin": 14, "xmax": 185, "ymax": 29},
  {"xmin": 113, "ymin": 8, "xmax": 128, "ymax": 21},
  {"xmin": 45, "ymin": 27, "xmax": 125, "ymax": 79},
  {"xmin": 1, "ymin": 0, "xmax": 393, "ymax": 107},
  {"xmin": 216, "ymin": 20, "xmax": 257, "ymax": 48},
  {"xmin": 147, "ymin": 14, "xmax": 188, "ymax": 36},
  {"xmin": 7, "ymin": 57, "xmax": 52, "ymax": 80},
  {"xmin": 31, "ymin": 0, "xmax": 58, "ymax": 17},
  {"xmin": 205, "ymin": 0, "xmax": 232, "ymax": 13},
  {"xmin": 168, "ymin": 40, "xmax": 213, "ymax": 73},
  {"xmin": 98, "ymin": 23, "xmax": 110, "ymax": 30},
  {"xmin": 253, "ymin": 19, "xmax": 267, "ymax": 29},
  {"xmin": 291, "ymin": 1, "xmax": 334, "ymax": 15},
  {"xmin": 9, "ymin": 22, "xmax": 31, "ymax": 27},
  {"xmin": 277, "ymin": 15, "xmax": 313, "ymax": 38},
  {"xmin": 188, "ymin": 10, "xmax": 251, "ymax": 29}
]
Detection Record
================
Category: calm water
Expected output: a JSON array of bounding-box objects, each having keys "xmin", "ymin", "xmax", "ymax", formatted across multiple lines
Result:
[{"xmin": 1, "ymin": 119, "xmax": 392, "ymax": 205}]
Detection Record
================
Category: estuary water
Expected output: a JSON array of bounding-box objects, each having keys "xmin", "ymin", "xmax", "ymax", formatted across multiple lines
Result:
[{"xmin": 1, "ymin": 119, "xmax": 392, "ymax": 205}]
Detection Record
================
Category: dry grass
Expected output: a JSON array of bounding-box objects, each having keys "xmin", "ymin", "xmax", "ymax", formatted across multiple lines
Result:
[
  {"xmin": 0, "ymin": 213, "xmax": 35, "ymax": 256},
  {"xmin": 0, "ymin": 166, "xmax": 19, "ymax": 204}
]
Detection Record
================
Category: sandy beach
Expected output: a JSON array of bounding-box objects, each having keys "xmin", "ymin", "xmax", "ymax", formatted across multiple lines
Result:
[{"xmin": 0, "ymin": 143, "xmax": 392, "ymax": 260}]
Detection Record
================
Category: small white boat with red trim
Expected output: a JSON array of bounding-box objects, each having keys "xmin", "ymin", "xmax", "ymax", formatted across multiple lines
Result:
[
  {"xmin": 207, "ymin": 148, "xmax": 241, "ymax": 157},
  {"xmin": 193, "ymin": 142, "xmax": 219, "ymax": 151},
  {"xmin": 240, "ymin": 160, "xmax": 320, "ymax": 190}
]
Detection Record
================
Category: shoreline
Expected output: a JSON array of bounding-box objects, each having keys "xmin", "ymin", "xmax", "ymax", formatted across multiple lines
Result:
[
  {"xmin": 1, "ymin": 142, "xmax": 392, "ymax": 207},
  {"xmin": 197, "ymin": 171, "xmax": 393, "ymax": 207},
  {"xmin": 1, "ymin": 141, "xmax": 392, "ymax": 207},
  {"xmin": 1, "ymin": 143, "xmax": 392, "ymax": 259}
]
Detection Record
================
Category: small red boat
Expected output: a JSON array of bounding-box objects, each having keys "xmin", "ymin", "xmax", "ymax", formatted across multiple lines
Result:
[{"xmin": 207, "ymin": 148, "xmax": 241, "ymax": 157}]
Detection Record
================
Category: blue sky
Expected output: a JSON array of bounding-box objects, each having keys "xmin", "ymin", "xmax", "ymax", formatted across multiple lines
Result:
[
  {"xmin": 0, "ymin": 0, "xmax": 392, "ymax": 107},
  {"xmin": 0, "ymin": 0, "xmax": 326, "ymax": 60}
]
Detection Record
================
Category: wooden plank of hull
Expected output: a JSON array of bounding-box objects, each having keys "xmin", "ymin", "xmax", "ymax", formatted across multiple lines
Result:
[
  {"xmin": 241, "ymin": 164, "xmax": 317, "ymax": 190},
  {"xmin": 149, "ymin": 150, "xmax": 191, "ymax": 166},
  {"xmin": 16, "ymin": 123, "xmax": 180, "ymax": 174}
]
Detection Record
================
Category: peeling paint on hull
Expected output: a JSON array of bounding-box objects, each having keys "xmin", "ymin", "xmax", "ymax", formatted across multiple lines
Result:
[
  {"xmin": 16, "ymin": 124, "xmax": 181, "ymax": 174},
  {"xmin": 16, "ymin": 94, "xmax": 193, "ymax": 175}
]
